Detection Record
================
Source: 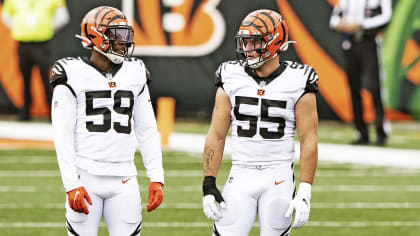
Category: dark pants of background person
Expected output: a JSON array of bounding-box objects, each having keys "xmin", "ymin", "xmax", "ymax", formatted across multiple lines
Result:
[
  {"xmin": 343, "ymin": 34, "xmax": 387, "ymax": 144},
  {"xmin": 17, "ymin": 41, "xmax": 52, "ymax": 121}
]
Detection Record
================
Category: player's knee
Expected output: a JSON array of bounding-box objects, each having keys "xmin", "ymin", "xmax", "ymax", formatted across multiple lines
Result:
[
  {"xmin": 66, "ymin": 209, "xmax": 88, "ymax": 224},
  {"xmin": 66, "ymin": 211, "xmax": 88, "ymax": 236},
  {"xmin": 216, "ymin": 193, "xmax": 240, "ymax": 226},
  {"xmin": 266, "ymin": 198, "xmax": 292, "ymax": 230}
]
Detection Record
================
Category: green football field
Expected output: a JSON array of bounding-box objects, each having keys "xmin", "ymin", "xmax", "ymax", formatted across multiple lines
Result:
[{"xmin": 1, "ymin": 149, "xmax": 420, "ymax": 236}]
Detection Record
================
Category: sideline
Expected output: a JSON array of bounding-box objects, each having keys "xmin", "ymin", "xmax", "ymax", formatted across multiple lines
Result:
[{"xmin": 1, "ymin": 121, "xmax": 420, "ymax": 169}]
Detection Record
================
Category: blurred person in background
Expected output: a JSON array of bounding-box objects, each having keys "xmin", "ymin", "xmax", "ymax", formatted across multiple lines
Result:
[
  {"xmin": 330, "ymin": 0, "xmax": 392, "ymax": 146},
  {"xmin": 202, "ymin": 9, "xmax": 318, "ymax": 236},
  {"xmin": 1, "ymin": 0, "xmax": 70, "ymax": 121},
  {"xmin": 50, "ymin": 6, "xmax": 164, "ymax": 235}
]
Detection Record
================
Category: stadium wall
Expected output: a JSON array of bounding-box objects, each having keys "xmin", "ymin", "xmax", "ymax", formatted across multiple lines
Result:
[{"xmin": 0, "ymin": 0, "xmax": 419, "ymax": 121}]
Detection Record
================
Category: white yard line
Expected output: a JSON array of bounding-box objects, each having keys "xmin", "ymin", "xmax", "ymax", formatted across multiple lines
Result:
[
  {"xmin": 1, "ymin": 169, "xmax": 420, "ymax": 178},
  {"xmin": 1, "ymin": 202, "xmax": 420, "ymax": 209},
  {"xmin": 3, "ymin": 185, "xmax": 420, "ymax": 192},
  {"xmin": 1, "ymin": 221, "xmax": 420, "ymax": 228}
]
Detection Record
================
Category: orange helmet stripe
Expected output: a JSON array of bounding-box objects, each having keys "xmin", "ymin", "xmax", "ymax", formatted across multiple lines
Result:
[{"xmin": 250, "ymin": 15, "xmax": 269, "ymax": 33}]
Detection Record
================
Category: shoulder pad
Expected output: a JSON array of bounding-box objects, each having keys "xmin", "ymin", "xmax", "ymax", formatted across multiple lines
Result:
[
  {"xmin": 214, "ymin": 60, "xmax": 244, "ymax": 87},
  {"xmin": 50, "ymin": 59, "xmax": 68, "ymax": 88},
  {"xmin": 284, "ymin": 61, "xmax": 306, "ymax": 70},
  {"xmin": 304, "ymin": 67, "xmax": 319, "ymax": 93}
]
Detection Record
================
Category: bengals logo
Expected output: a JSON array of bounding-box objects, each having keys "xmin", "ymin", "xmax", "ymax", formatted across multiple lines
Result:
[{"xmin": 122, "ymin": 0, "xmax": 225, "ymax": 56}]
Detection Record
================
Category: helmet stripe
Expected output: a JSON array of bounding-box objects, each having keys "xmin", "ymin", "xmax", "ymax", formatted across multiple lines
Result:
[
  {"xmin": 244, "ymin": 22, "xmax": 263, "ymax": 34},
  {"xmin": 279, "ymin": 20, "xmax": 286, "ymax": 44},
  {"xmin": 107, "ymin": 14, "xmax": 125, "ymax": 25},
  {"xmin": 250, "ymin": 15, "xmax": 268, "ymax": 34},
  {"xmin": 99, "ymin": 9, "xmax": 115, "ymax": 26},
  {"xmin": 93, "ymin": 7, "xmax": 110, "ymax": 26},
  {"xmin": 260, "ymin": 11, "xmax": 276, "ymax": 30}
]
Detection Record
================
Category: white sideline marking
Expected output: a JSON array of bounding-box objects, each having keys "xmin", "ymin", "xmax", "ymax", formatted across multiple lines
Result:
[
  {"xmin": 1, "ymin": 202, "xmax": 420, "ymax": 209},
  {"xmin": 1, "ymin": 221, "xmax": 420, "ymax": 228},
  {"xmin": 2, "ymin": 121, "xmax": 420, "ymax": 169}
]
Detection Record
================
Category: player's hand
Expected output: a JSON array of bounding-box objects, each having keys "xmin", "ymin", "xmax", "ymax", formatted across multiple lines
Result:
[
  {"xmin": 285, "ymin": 182, "xmax": 311, "ymax": 228},
  {"xmin": 202, "ymin": 176, "xmax": 226, "ymax": 221},
  {"xmin": 147, "ymin": 182, "xmax": 164, "ymax": 212},
  {"xmin": 67, "ymin": 186, "xmax": 92, "ymax": 215}
]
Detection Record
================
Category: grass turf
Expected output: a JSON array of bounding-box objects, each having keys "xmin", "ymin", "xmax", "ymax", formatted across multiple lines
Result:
[{"xmin": 0, "ymin": 149, "xmax": 420, "ymax": 235}]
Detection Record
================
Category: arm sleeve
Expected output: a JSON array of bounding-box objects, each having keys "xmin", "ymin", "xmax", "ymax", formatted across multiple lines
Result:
[
  {"xmin": 133, "ymin": 85, "xmax": 164, "ymax": 184},
  {"xmin": 51, "ymin": 85, "xmax": 82, "ymax": 192},
  {"xmin": 362, "ymin": 0, "xmax": 392, "ymax": 29}
]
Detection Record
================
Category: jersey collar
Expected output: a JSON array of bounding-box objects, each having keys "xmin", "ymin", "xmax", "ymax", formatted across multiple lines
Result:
[
  {"xmin": 244, "ymin": 61, "xmax": 287, "ymax": 86},
  {"xmin": 81, "ymin": 57, "xmax": 123, "ymax": 79}
]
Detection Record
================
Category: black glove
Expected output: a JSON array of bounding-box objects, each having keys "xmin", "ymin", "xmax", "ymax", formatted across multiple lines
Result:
[{"xmin": 202, "ymin": 176, "xmax": 224, "ymax": 203}]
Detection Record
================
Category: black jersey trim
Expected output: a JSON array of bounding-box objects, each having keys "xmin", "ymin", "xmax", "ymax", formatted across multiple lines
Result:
[
  {"xmin": 66, "ymin": 219, "xmax": 80, "ymax": 236},
  {"xmin": 63, "ymin": 84, "xmax": 77, "ymax": 98},
  {"xmin": 213, "ymin": 223, "xmax": 221, "ymax": 236},
  {"xmin": 130, "ymin": 221, "xmax": 142, "ymax": 236},
  {"xmin": 138, "ymin": 84, "xmax": 146, "ymax": 96},
  {"xmin": 280, "ymin": 223, "xmax": 292, "ymax": 236},
  {"xmin": 244, "ymin": 61, "xmax": 287, "ymax": 86},
  {"xmin": 81, "ymin": 57, "xmax": 123, "ymax": 78}
]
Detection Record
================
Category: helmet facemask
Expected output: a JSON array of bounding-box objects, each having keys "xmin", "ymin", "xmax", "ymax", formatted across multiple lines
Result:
[
  {"xmin": 235, "ymin": 35, "xmax": 271, "ymax": 69},
  {"xmin": 102, "ymin": 26, "xmax": 134, "ymax": 64}
]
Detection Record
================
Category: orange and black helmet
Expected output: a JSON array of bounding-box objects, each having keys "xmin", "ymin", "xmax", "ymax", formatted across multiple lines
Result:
[
  {"xmin": 77, "ymin": 6, "xmax": 134, "ymax": 64},
  {"xmin": 236, "ymin": 9, "xmax": 291, "ymax": 68}
]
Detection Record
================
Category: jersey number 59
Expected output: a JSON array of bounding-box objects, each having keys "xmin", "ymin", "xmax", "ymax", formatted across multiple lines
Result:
[{"xmin": 85, "ymin": 90, "xmax": 134, "ymax": 134}]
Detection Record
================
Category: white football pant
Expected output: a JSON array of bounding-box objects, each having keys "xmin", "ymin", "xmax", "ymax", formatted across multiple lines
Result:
[
  {"xmin": 66, "ymin": 169, "xmax": 142, "ymax": 236},
  {"xmin": 213, "ymin": 162, "xmax": 295, "ymax": 236}
]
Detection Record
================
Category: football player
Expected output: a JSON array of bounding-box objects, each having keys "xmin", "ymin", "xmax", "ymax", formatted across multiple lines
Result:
[
  {"xmin": 50, "ymin": 6, "xmax": 164, "ymax": 236},
  {"xmin": 202, "ymin": 9, "xmax": 318, "ymax": 236}
]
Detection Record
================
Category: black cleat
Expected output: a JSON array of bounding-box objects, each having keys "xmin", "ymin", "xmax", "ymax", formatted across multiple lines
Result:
[{"xmin": 350, "ymin": 137, "xmax": 369, "ymax": 145}]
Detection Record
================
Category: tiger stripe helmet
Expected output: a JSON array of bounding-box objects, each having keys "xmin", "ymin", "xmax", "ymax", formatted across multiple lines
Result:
[
  {"xmin": 77, "ymin": 6, "xmax": 134, "ymax": 64},
  {"xmin": 236, "ymin": 9, "xmax": 292, "ymax": 68}
]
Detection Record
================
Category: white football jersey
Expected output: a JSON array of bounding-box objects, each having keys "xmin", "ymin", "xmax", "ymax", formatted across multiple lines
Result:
[
  {"xmin": 51, "ymin": 57, "xmax": 163, "ymax": 191},
  {"xmin": 215, "ymin": 60, "xmax": 318, "ymax": 165}
]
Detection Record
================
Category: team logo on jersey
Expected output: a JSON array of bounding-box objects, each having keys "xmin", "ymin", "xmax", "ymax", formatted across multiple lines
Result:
[
  {"xmin": 122, "ymin": 0, "xmax": 225, "ymax": 56},
  {"xmin": 257, "ymin": 89, "xmax": 265, "ymax": 96},
  {"xmin": 228, "ymin": 177, "xmax": 234, "ymax": 183},
  {"xmin": 109, "ymin": 82, "xmax": 117, "ymax": 88}
]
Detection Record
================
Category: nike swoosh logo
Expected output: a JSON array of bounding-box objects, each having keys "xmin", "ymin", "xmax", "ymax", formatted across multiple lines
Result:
[
  {"xmin": 73, "ymin": 191, "xmax": 80, "ymax": 204},
  {"xmin": 122, "ymin": 178, "xmax": 131, "ymax": 184},
  {"xmin": 275, "ymin": 180, "xmax": 285, "ymax": 185}
]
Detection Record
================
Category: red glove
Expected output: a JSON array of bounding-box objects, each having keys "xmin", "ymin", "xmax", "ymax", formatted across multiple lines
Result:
[
  {"xmin": 67, "ymin": 186, "xmax": 92, "ymax": 214},
  {"xmin": 147, "ymin": 182, "xmax": 164, "ymax": 212}
]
